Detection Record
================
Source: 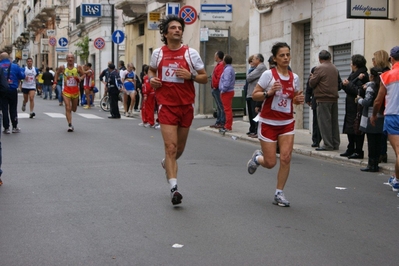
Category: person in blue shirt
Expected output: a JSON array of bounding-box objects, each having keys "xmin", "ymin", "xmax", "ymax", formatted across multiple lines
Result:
[
  {"xmin": 219, "ymin": 54, "xmax": 236, "ymax": 133},
  {"xmin": 0, "ymin": 52, "xmax": 25, "ymax": 134}
]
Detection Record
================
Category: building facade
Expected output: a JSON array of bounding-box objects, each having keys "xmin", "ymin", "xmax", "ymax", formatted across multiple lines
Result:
[{"xmin": 250, "ymin": 0, "xmax": 399, "ymax": 130}]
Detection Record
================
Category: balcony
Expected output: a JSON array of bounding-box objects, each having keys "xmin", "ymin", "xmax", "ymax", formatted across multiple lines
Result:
[
  {"xmin": 26, "ymin": 0, "xmax": 56, "ymax": 32},
  {"xmin": 114, "ymin": 0, "xmax": 147, "ymax": 17}
]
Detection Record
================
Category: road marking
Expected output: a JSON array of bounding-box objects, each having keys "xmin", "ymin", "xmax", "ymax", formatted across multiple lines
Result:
[
  {"xmin": 77, "ymin": 113, "xmax": 104, "ymax": 119},
  {"xmin": 18, "ymin": 113, "xmax": 30, "ymax": 118},
  {"xmin": 44, "ymin": 112, "xmax": 66, "ymax": 118}
]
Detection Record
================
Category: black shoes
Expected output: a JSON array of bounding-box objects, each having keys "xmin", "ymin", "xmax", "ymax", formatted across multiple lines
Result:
[
  {"xmin": 311, "ymin": 143, "xmax": 319, "ymax": 147},
  {"xmin": 340, "ymin": 150, "xmax": 353, "ymax": 157},
  {"xmin": 348, "ymin": 152, "xmax": 364, "ymax": 159}
]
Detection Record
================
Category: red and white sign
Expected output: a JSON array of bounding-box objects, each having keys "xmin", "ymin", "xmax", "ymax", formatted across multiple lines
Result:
[
  {"xmin": 93, "ymin": 37, "xmax": 105, "ymax": 50},
  {"xmin": 48, "ymin": 37, "xmax": 57, "ymax": 46},
  {"xmin": 179, "ymin": 5, "xmax": 197, "ymax": 25}
]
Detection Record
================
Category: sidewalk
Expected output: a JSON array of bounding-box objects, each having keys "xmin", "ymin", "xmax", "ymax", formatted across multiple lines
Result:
[{"xmin": 197, "ymin": 119, "xmax": 395, "ymax": 175}]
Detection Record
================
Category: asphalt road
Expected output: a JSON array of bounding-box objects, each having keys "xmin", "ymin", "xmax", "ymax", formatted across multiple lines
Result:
[{"xmin": 0, "ymin": 95, "xmax": 397, "ymax": 266}]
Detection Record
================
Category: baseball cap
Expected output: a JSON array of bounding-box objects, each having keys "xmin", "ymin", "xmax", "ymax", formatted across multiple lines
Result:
[{"xmin": 390, "ymin": 46, "xmax": 399, "ymax": 57}]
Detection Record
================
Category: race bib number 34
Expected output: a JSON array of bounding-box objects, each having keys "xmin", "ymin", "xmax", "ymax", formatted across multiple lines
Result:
[{"xmin": 162, "ymin": 66, "xmax": 184, "ymax": 83}]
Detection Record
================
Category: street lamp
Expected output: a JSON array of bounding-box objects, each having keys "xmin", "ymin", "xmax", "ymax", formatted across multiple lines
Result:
[{"xmin": 55, "ymin": 15, "xmax": 69, "ymax": 29}]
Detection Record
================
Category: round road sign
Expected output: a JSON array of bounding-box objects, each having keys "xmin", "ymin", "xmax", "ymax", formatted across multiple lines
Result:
[
  {"xmin": 94, "ymin": 37, "xmax": 105, "ymax": 50},
  {"xmin": 49, "ymin": 37, "xmax": 57, "ymax": 46},
  {"xmin": 179, "ymin": 5, "xmax": 197, "ymax": 25}
]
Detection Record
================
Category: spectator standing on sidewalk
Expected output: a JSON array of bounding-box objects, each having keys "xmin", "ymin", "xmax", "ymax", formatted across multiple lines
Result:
[
  {"xmin": 210, "ymin": 51, "xmax": 225, "ymax": 129},
  {"xmin": 305, "ymin": 66, "xmax": 322, "ymax": 148},
  {"xmin": 0, "ymin": 52, "xmax": 25, "ymax": 133},
  {"xmin": 371, "ymin": 46, "xmax": 399, "ymax": 195},
  {"xmin": 339, "ymin": 54, "xmax": 369, "ymax": 159},
  {"xmin": 357, "ymin": 67, "xmax": 383, "ymax": 172},
  {"xmin": 246, "ymin": 42, "xmax": 304, "ymax": 207},
  {"xmin": 107, "ymin": 64, "xmax": 122, "ymax": 119},
  {"xmin": 219, "ymin": 55, "xmax": 236, "ymax": 134},
  {"xmin": 246, "ymin": 53, "xmax": 267, "ymax": 138},
  {"xmin": 148, "ymin": 15, "xmax": 208, "ymax": 205},
  {"xmin": 372, "ymin": 50, "xmax": 391, "ymax": 164},
  {"xmin": 309, "ymin": 50, "xmax": 341, "ymax": 151},
  {"xmin": 52, "ymin": 66, "xmax": 65, "ymax": 106}
]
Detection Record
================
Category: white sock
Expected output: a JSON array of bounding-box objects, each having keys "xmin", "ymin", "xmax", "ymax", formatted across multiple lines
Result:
[
  {"xmin": 255, "ymin": 155, "xmax": 261, "ymax": 165},
  {"xmin": 275, "ymin": 189, "xmax": 283, "ymax": 195},
  {"xmin": 169, "ymin": 178, "xmax": 177, "ymax": 190}
]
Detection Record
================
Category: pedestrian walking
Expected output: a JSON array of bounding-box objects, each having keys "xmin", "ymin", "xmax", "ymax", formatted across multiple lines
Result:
[{"xmin": 0, "ymin": 52, "xmax": 25, "ymax": 133}]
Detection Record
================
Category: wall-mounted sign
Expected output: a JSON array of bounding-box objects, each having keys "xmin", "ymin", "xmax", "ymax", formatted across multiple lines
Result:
[
  {"xmin": 200, "ymin": 28, "xmax": 209, "ymax": 42},
  {"xmin": 148, "ymin": 12, "xmax": 161, "ymax": 30},
  {"xmin": 209, "ymin": 29, "xmax": 229, "ymax": 38},
  {"xmin": 81, "ymin": 4, "xmax": 102, "ymax": 17},
  {"xmin": 347, "ymin": 0, "xmax": 389, "ymax": 19}
]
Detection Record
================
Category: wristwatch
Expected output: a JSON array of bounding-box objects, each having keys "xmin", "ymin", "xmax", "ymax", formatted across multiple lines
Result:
[
  {"xmin": 263, "ymin": 91, "xmax": 269, "ymax": 98},
  {"xmin": 191, "ymin": 73, "xmax": 197, "ymax": 81}
]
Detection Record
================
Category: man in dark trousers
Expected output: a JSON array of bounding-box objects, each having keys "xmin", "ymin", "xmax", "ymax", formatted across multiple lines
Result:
[
  {"xmin": 0, "ymin": 52, "xmax": 25, "ymax": 134},
  {"xmin": 42, "ymin": 67, "xmax": 54, "ymax": 100},
  {"xmin": 305, "ymin": 66, "xmax": 322, "ymax": 147},
  {"xmin": 106, "ymin": 64, "xmax": 122, "ymax": 118}
]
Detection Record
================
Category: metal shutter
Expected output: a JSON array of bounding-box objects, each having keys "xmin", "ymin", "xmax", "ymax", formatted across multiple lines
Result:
[
  {"xmin": 333, "ymin": 44, "xmax": 351, "ymax": 130},
  {"xmin": 303, "ymin": 22, "xmax": 311, "ymax": 129}
]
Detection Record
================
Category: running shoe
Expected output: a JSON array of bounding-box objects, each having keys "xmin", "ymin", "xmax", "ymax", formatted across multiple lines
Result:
[
  {"xmin": 83, "ymin": 105, "xmax": 90, "ymax": 109},
  {"xmin": 12, "ymin": 127, "xmax": 21, "ymax": 133},
  {"xmin": 273, "ymin": 192, "xmax": 290, "ymax": 207},
  {"xmin": 29, "ymin": 112, "xmax": 35, "ymax": 119},
  {"xmin": 388, "ymin": 176, "xmax": 397, "ymax": 186},
  {"xmin": 247, "ymin": 150, "xmax": 263, "ymax": 174},
  {"xmin": 154, "ymin": 124, "xmax": 160, "ymax": 130},
  {"xmin": 171, "ymin": 185, "xmax": 182, "ymax": 205},
  {"xmin": 392, "ymin": 182, "xmax": 399, "ymax": 192},
  {"xmin": 22, "ymin": 104, "xmax": 26, "ymax": 112},
  {"xmin": 144, "ymin": 123, "xmax": 151, "ymax": 128},
  {"xmin": 3, "ymin": 128, "xmax": 10, "ymax": 134},
  {"xmin": 67, "ymin": 126, "xmax": 74, "ymax": 132}
]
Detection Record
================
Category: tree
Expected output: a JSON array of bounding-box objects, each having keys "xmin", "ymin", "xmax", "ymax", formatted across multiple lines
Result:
[{"xmin": 75, "ymin": 36, "xmax": 89, "ymax": 63}]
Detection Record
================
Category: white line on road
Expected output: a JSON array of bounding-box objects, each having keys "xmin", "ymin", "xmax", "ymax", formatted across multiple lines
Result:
[{"xmin": 44, "ymin": 112, "xmax": 66, "ymax": 118}]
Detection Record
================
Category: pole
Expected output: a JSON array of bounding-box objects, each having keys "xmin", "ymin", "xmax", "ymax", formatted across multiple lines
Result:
[{"xmin": 111, "ymin": 4, "xmax": 115, "ymax": 63}]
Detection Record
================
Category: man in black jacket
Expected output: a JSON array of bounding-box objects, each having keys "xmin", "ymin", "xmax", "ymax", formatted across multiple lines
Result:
[{"xmin": 106, "ymin": 64, "xmax": 122, "ymax": 118}]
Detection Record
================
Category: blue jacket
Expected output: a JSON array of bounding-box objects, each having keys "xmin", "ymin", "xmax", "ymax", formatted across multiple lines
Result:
[
  {"xmin": 0, "ymin": 59, "xmax": 25, "ymax": 90},
  {"xmin": 219, "ymin": 64, "xmax": 235, "ymax": 93}
]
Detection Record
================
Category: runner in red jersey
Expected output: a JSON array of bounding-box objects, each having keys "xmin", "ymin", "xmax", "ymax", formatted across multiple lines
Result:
[
  {"xmin": 246, "ymin": 42, "xmax": 304, "ymax": 207},
  {"xmin": 148, "ymin": 15, "xmax": 208, "ymax": 206}
]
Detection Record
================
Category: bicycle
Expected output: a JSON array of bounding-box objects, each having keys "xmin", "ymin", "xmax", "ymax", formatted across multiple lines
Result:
[{"xmin": 100, "ymin": 92, "xmax": 123, "ymax": 112}]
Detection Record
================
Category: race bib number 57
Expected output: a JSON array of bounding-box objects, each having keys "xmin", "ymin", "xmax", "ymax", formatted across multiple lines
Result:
[{"xmin": 162, "ymin": 66, "xmax": 184, "ymax": 83}]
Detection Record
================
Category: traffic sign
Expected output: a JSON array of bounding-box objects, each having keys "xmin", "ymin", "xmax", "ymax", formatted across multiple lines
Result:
[
  {"xmin": 55, "ymin": 47, "xmax": 68, "ymax": 52},
  {"xmin": 49, "ymin": 37, "xmax": 57, "ymax": 46},
  {"xmin": 58, "ymin": 37, "xmax": 68, "ymax": 47},
  {"xmin": 93, "ymin": 37, "xmax": 105, "ymax": 50},
  {"xmin": 47, "ymin": 30, "xmax": 56, "ymax": 36},
  {"xmin": 112, "ymin": 30, "xmax": 125, "ymax": 44},
  {"xmin": 201, "ymin": 4, "xmax": 232, "ymax": 13},
  {"xmin": 200, "ymin": 4, "xmax": 233, "ymax": 21},
  {"xmin": 179, "ymin": 5, "xmax": 197, "ymax": 25},
  {"xmin": 166, "ymin": 3, "xmax": 180, "ymax": 16}
]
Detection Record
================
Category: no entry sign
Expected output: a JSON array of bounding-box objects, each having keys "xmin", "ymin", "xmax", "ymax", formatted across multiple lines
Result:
[{"xmin": 179, "ymin": 5, "xmax": 197, "ymax": 25}]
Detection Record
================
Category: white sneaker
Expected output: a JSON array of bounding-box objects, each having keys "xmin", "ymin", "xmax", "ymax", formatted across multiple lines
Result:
[
  {"xmin": 138, "ymin": 122, "xmax": 145, "ymax": 126},
  {"xmin": 144, "ymin": 123, "xmax": 150, "ymax": 128},
  {"xmin": 273, "ymin": 192, "xmax": 290, "ymax": 207}
]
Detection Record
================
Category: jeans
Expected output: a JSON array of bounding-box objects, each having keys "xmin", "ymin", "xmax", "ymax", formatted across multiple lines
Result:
[
  {"xmin": 56, "ymin": 85, "xmax": 63, "ymax": 103},
  {"xmin": 212, "ymin": 88, "xmax": 225, "ymax": 125},
  {"xmin": 42, "ymin": 85, "xmax": 52, "ymax": 99}
]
